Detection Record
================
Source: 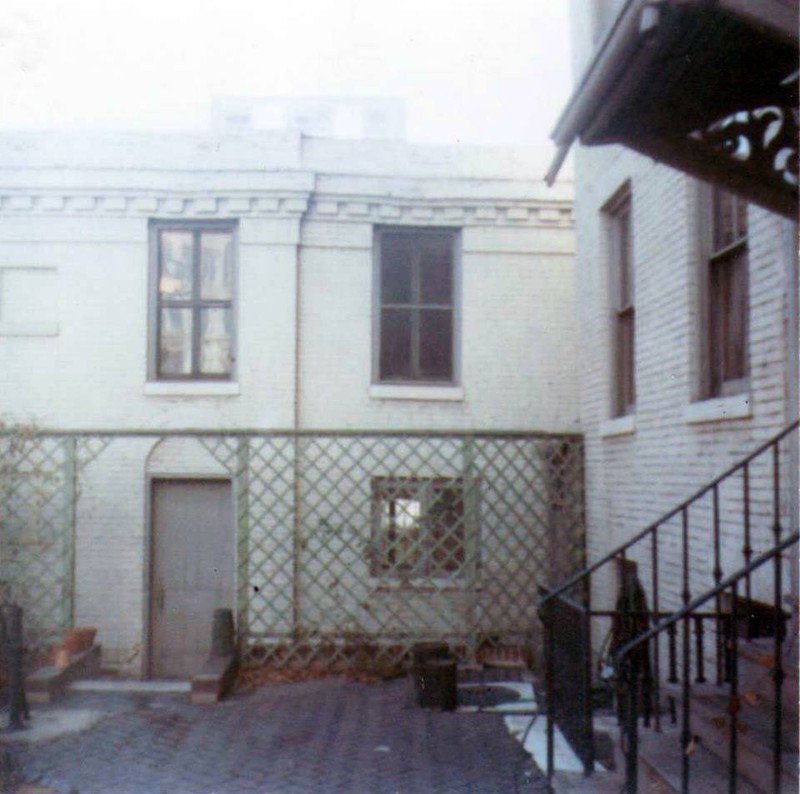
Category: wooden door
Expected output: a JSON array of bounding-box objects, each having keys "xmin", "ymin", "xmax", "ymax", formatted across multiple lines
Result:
[{"xmin": 149, "ymin": 479, "xmax": 235, "ymax": 678}]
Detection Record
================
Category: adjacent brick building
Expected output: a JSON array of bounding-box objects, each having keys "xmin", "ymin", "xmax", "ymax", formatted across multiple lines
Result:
[{"xmin": 560, "ymin": 0, "xmax": 798, "ymax": 643}]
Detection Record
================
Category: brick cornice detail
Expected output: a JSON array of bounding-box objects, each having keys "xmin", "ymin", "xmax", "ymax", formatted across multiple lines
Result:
[{"xmin": 0, "ymin": 192, "xmax": 574, "ymax": 227}]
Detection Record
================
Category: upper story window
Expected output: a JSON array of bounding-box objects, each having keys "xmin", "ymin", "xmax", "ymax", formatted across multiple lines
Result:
[
  {"xmin": 150, "ymin": 220, "xmax": 237, "ymax": 381},
  {"xmin": 374, "ymin": 227, "xmax": 458, "ymax": 385},
  {"xmin": 606, "ymin": 187, "xmax": 635, "ymax": 417},
  {"xmin": 706, "ymin": 187, "xmax": 748, "ymax": 397}
]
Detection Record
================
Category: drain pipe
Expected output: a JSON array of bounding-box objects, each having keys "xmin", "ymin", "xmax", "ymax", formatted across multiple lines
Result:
[
  {"xmin": 782, "ymin": 219, "xmax": 799, "ymax": 633},
  {"xmin": 291, "ymin": 165, "xmax": 313, "ymax": 639}
]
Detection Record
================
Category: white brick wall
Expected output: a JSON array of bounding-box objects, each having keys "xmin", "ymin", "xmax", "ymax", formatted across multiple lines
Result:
[
  {"xmin": 0, "ymin": 131, "xmax": 578, "ymax": 673},
  {"xmin": 573, "ymin": 142, "xmax": 795, "ymax": 618},
  {"xmin": 0, "ymin": 132, "xmax": 577, "ymax": 435}
]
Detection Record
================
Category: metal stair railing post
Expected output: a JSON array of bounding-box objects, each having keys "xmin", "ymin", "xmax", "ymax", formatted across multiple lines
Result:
[
  {"xmin": 771, "ymin": 443, "xmax": 785, "ymax": 794},
  {"xmin": 544, "ymin": 597, "xmax": 555, "ymax": 788},
  {"xmin": 728, "ymin": 581, "xmax": 739, "ymax": 794},
  {"xmin": 620, "ymin": 651, "xmax": 639, "ymax": 794},
  {"xmin": 680, "ymin": 507, "xmax": 691, "ymax": 794}
]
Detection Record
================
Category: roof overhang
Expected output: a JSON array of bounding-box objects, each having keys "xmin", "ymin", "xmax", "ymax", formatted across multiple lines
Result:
[{"xmin": 548, "ymin": 0, "xmax": 799, "ymax": 219}]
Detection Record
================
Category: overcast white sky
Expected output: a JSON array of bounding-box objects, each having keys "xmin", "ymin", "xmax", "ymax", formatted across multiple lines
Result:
[{"xmin": 0, "ymin": 0, "xmax": 573, "ymax": 148}]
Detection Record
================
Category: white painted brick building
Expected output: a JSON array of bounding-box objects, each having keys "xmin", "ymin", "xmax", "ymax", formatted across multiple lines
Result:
[
  {"xmin": 0, "ymin": 132, "xmax": 579, "ymax": 676},
  {"xmin": 564, "ymin": 0, "xmax": 798, "ymax": 623},
  {"xmin": 0, "ymin": 133, "xmax": 576, "ymax": 433}
]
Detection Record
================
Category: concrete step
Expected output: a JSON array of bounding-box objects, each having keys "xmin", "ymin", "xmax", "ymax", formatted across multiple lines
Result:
[
  {"xmin": 563, "ymin": 714, "xmax": 762, "ymax": 793},
  {"xmin": 638, "ymin": 721, "xmax": 763, "ymax": 794},
  {"xmin": 736, "ymin": 638, "xmax": 798, "ymax": 714},
  {"xmin": 659, "ymin": 683, "xmax": 798, "ymax": 793},
  {"xmin": 689, "ymin": 691, "xmax": 798, "ymax": 792},
  {"xmin": 28, "ymin": 644, "xmax": 102, "ymax": 704}
]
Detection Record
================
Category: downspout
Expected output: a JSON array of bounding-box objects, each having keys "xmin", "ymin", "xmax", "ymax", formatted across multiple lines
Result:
[
  {"xmin": 782, "ymin": 219, "xmax": 799, "ymax": 624},
  {"xmin": 291, "ymin": 162, "xmax": 313, "ymax": 638}
]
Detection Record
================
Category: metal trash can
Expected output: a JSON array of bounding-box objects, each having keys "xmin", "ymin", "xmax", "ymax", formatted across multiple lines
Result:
[
  {"xmin": 412, "ymin": 642, "xmax": 456, "ymax": 710},
  {"xmin": 418, "ymin": 657, "xmax": 457, "ymax": 711}
]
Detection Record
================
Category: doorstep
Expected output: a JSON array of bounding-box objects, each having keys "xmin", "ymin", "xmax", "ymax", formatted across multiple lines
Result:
[{"xmin": 69, "ymin": 680, "xmax": 191, "ymax": 694}]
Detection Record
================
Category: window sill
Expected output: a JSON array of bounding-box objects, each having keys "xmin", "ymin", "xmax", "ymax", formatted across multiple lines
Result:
[
  {"xmin": 0, "ymin": 322, "xmax": 59, "ymax": 337},
  {"xmin": 369, "ymin": 384, "xmax": 464, "ymax": 402},
  {"xmin": 599, "ymin": 414, "xmax": 636, "ymax": 438},
  {"xmin": 372, "ymin": 579, "xmax": 477, "ymax": 593},
  {"xmin": 144, "ymin": 381, "xmax": 240, "ymax": 397},
  {"xmin": 685, "ymin": 394, "xmax": 752, "ymax": 424}
]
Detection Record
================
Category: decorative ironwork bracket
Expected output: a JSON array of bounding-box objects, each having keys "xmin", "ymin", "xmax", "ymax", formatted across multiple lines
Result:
[{"xmin": 692, "ymin": 71, "xmax": 799, "ymax": 189}]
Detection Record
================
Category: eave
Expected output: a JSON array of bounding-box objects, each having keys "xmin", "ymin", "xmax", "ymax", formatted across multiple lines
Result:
[{"xmin": 548, "ymin": 0, "xmax": 799, "ymax": 219}]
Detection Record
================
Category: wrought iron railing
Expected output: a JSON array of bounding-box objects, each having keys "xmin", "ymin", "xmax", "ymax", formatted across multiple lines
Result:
[
  {"xmin": 614, "ymin": 532, "xmax": 798, "ymax": 793},
  {"xmin": 538, "ymin": 419, "xmax": 798, "ymax": 789}
]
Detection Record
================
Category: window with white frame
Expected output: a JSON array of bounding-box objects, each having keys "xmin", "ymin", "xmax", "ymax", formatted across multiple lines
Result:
[
  {"xmin": 150, "ymin": 220, "xmax": 237, "ymax": 380},
  {"xmin": 370, "ymin": 476, "xmax": 468, "ymax": 578},
  {"xmin": 606, "ymin": 188, "xmax": 635, "ymax": 417},
  {"xmin": 705, "ymin": 186, "xmax": 749, "ymax": 397},
  {"xmin": 374, "ymin": 228, "xmax": 458, "ymax": 384}
]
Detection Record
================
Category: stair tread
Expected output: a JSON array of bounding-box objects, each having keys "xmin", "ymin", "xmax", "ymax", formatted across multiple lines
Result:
[
  {"xmin": 656, "ymin": 682, "xmax": 798, "ymax": 792},
  {"xmin": 638, "ymin": 723, "xmax": 763, "ymax": 794},
  {"xmin": 737, "ymin": 638, "xmax": 799, "ymax": 679},
  {"xmin": 688, "ymin": 691, "xmax": 799, "ymax": 755},
  {"xmin": 662, "ymin": 654, "xmax": 798, "ymax": 722}
]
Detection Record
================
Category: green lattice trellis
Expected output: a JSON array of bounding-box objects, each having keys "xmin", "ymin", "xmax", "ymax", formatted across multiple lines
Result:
[
  {"xmin": 0, "ymin": 430, "xmax": 112, "ymax": 652},
  {"xmin": 201, "ymin": 431, "xmax": 585, "ymax": 669},
  {"xmin": 1, "ymin": 429, "xmax": 585, "ymax": 667}
]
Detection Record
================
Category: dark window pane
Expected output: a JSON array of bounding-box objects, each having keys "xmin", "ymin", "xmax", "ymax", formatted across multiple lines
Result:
[
  {"xmin": 159, "ymin": 231, "xmax": 193, "ymax": 299},
  {"xmin": 608, "ymin": 191, "xmax": 634, "ymax": 416},
  {"xmin": 713, "ymin": 188, "xmax": 732, "ymax": 250},
  {"xmin": 725, "ymin": 252, "xmax": 747, "ymax": 380},
  {"xmin": 380, "ymin": 309, "xmax": 412, "ymax": 380},
  {"xmin": 429, "ymin": 487, "xmax": 464, "ymax": 571},
  {"xmin": 709, "ymin": 185, "xmax": 748, "ymax": 396},
  {"xmin": 419, "ymin": 236, "xmax": 453, "ymax": 305},
  {"xmin": 159, "ymin": 308, "xmax": 193, "ymax": 376},
  {"xmin": 380, "ymin": 234, "xmax": 413, "ymax": 304},
  {"xmin": 419, "ymin": 309, "xmax": 453, "ymax": 380},
  {"xmin": 617, "ymin": 205, "xmax": 633, "ymax": 307},
  {"xmin": 371, "ymin": 477, "xmax": 466, "ymax": 579},
  {"xmin": 735, "ymin": 195, "xmax": 748, "ymax": 240},
  {"xmin": 712, "ymin": 187, "xmax": 746, "ymax": 251},
  {"xmin": 710, "ymin": 251, "xmax": 747, "ymax": 389},
  {"xmin": 200, "ymin": 307, "xmax": 233, "ymax": 375},
  {"xmin": 200, "ymin": 232, "xmax": 233, "ymax": 300},
  {"xmin": 617, "ymin": 309, "xmax": 635, "ymax": 414}
]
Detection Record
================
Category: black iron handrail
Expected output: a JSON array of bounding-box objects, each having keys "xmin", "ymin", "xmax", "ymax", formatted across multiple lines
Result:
[
  {"xmin": 613, "ymin": 532, "xmax": 798, "ymax": 661},
  {"xmin": 539, "ymin": 419, "xmax": 798, "ymax": 792},
  {"xmin": 614, "ymin": 530, "xmax": 798, "ymax": 794},
  {"xmin": 539, "ymin": 419, "xmax": 799, "ymax": 609}
]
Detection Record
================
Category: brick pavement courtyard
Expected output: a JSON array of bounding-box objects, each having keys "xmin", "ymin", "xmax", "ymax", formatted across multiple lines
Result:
[{"xmin": 0, "ymin": 677, "xmax": 548, "ymax": 793}]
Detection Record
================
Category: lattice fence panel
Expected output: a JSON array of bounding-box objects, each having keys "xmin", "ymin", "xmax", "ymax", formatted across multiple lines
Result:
[
  {"xmin": 1, "ymin": 434, "xmax": 70, "ymax": 650},
  {"xmin": 0, "ymin": 430, "xmax": 584, "ymax": 668},
  {"xmin": 0, "ymin": 433, "xmax": 115, "ymax": 652},
  {"xmin": 236, "ymin": 432, "xmax": 585, "ymax": 669}
]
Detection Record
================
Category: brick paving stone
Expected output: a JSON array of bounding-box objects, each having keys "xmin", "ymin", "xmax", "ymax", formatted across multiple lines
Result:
[{"xmin": 1, "ymin": 678, "xmax": 548, "ymax": 794}]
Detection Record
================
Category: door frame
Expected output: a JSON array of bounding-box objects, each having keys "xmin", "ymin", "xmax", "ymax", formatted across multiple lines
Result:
[{"xmin": 144, "ymin": 474, "xmax": 237, "ymax": 679}]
